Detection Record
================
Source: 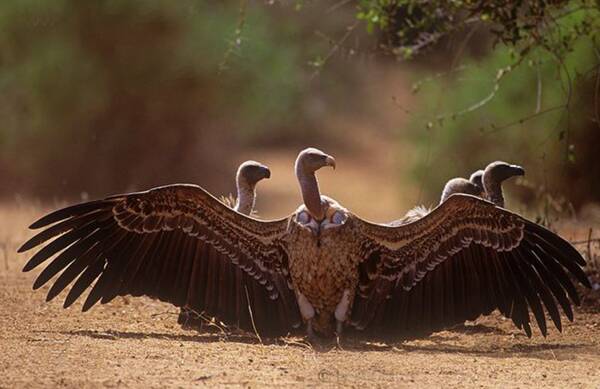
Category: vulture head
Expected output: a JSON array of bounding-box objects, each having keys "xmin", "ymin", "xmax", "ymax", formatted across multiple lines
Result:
[
  {"xmin": 484, "ymin": 161, "xmax": 525, "ymax": 183},
  {"xmin": 237, "ymin": 160, "xmax": 271, "ymax": 187},
  {"xmin": 295, "ymin": 148, "xmax": 336, "ymax": 221},
  {"xmin": 483, "ymin": 161, "xmax": 525, "ymax": 207},
  {"xmin": 440, "ymin": 177, "xmax": 483, "ymax": 203},
  {"xmin": 235, "ymin": 160, "xmax": 271, "ymax": 215},
  {"xmin": 295, "ymin": 147, "xmax": 336, "ymax": 173}
]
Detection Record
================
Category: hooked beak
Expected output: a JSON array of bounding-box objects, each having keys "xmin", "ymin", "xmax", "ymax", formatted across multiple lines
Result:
[
  {"xmin": 263, "ymin": 167, "xmax": 271, "ymax": 179},
  {"xmin": 511, "ymin": 165, "xmax": 525, "ymax": 176},
  {"xmin": 325, "ymin": 155, "xmax": 336, "ymax": 170}
]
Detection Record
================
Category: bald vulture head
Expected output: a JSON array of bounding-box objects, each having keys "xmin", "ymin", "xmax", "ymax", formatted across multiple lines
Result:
[
  {"xmin": 235, "ymin": 161, "xmax": 271, "ymax": 215},
  {"xmin": 237, "ymin": 160, "xmax": 271, "ymax": 186},
  {"xmin": 295, "ymin": 147, "xmax": 336, "ymax": 173},
  {"xmin": 440, "ymin": 178, "xmax": 483, "ymax": 203},
  {"xmin": 295, "ymin": 147, "xmax": 336, "ymax": 220},
  {"xmin": 482, "ymin": 161, "xmax": 525, "ymax": 207}
]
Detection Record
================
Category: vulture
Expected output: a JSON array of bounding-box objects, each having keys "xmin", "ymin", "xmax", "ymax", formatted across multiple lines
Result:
[
  {"xmin": 175, "ymin": 161, "xmax": 299, "ymax": 332},
  {"xmin": 223, "ymin": 160, "xmax": 271, "ymax": 214},
  {"xmin": 401, "ymin": 161, "xmax": 525, "ymax": 224},
  {"xmin": 19, "ymin": 148, "xmax": 590, "ymax": 341},
  {"xmin": 442, "ymin": 161, "xmax": 524, "ymax": 206},
  {"xmin": 478, "ymin": 161, "xmax": 525, "ymax": 207}
]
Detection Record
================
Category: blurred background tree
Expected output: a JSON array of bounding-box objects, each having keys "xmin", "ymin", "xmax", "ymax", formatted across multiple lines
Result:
[
  {"xmin": 0, "ymin": 1, "xmax": 363, "ymax": 198},
  {"xmin": 356, "ymin": 0, "xmax": 600, "ymax": 213},
  {"xmin": 0, "ymin": 0, "xmax": 599, "ymax": 220}
]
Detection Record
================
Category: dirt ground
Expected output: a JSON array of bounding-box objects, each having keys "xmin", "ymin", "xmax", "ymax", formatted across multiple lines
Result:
[{"xmin": 2, "ymin": 204, "xmax": 600, "ymax": 388}]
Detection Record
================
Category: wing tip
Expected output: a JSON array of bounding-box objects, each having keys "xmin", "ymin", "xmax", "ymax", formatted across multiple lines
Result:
[
  {"xmin": 63, "ymin": 296, "xmax": 77, "ymax": 309},
  {"xmin": 46, "ymin": 293, "xmax": 56, "ymax": 303},
  {"xmin": 32, "ymin": 277, "xmax": 45, "ymax": 290},
  {"xmin": 18, "ymin": 239, "xmax": 42, "ymax": 253},
  {"xmin": 29, "ymin": 220, "xmax": 46, "ymax": 230},
  {"xmin": 22, "ymin": 263, "xmax": 34, "ymax": 273},
  {"xmin": 82, "ymin": 296, "xmax": 97, "ymax": 312}
]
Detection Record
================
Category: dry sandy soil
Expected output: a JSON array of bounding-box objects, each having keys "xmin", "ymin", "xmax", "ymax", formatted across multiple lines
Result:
[{"xmin": 2, "ymin": 204, "xmax": 600, "ymax": 388}]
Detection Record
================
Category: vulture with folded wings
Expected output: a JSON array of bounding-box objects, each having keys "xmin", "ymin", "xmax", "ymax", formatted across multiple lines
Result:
[
  {"xmin": 459, "ymin": 161, "xmax": 525, "ymax": 207},
  {"xmin": 19, "ymin": 148, "xmax": 590, "ymax": 339},
  {"xmin": 400, "ymin": 161, "xmax": 525, "ymax": 225}
]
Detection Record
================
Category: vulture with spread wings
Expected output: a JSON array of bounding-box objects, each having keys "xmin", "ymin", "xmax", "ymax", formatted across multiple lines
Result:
[
  {"xmin": 175, "ymin": 160, "xmax": 300, "ymax": 334},
  {"xmin": 20, "ymin": 148, "xmax": 590, "ymax": 339}
]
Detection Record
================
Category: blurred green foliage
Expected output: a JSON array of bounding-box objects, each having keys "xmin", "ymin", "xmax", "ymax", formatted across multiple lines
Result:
[
  {"xmin": 356, "ymin": 0, "xmax": 600, "ymax": 59},
  {"xmin": 1, "ymin": 0, "xmax": 599, "ymax": 211},
  {"xmin": 0, "ymin": 1, "xmax": 331, "ymax": 197},
  {"xmin": 353, "ymin": 0, "xmax": 600, "ymax": 208},
  {"xmin": 406, "ymin": 15, "xmax": 600, "ymax": 209}
]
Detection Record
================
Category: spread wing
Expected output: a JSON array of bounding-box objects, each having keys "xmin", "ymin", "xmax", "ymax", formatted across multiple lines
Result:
[
  {"xmin": 351, "ymin": 194, "xmax": 590, "ymax": 338},
  {"xmin": 19, "ymin": 184, "xmax": 299, "ymax": 335}
]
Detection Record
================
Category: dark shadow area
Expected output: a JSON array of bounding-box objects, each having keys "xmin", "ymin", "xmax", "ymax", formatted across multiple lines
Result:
[
  {"xmin": 30, "ymin": 327, "xmax": 596, "ymax": 360},
  {"xmin": 50, "ymin": 329, "xmax": 392, "ymax": 352},
  {"xmin": 448, "ymin": 323, "xmax": 508, "ymax": 335},
  {"xmin": 393, "ymin": 339, "xmax": 591, "ymax": 361},
  {"xmin": 53, "ymin": 329, "xmax": 265, "ymax": 346}
]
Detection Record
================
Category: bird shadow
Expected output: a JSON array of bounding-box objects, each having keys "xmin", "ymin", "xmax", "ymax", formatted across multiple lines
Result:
[
  {"xmin": 49, "ymin": 328, "xmax": 388, "ymax": 352},
  {"xmin": 50, "ymin": 329, "xmax": 268, "ymax": 346},
  {"xmin": 448, "ymin": 323, "xmax": 508, "ymax": 335},
  {"xmin": 390, "ymin": 338, "xmax": 586, "ymax": 361},
  {"xmin": 38, "ymin": 328, "xmax": 591, "ymax": 360}
]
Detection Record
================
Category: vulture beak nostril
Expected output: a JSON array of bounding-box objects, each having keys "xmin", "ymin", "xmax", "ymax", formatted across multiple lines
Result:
[{"xmin": 325, "ymin": 156, "xmax": 336, "ymax": 170}]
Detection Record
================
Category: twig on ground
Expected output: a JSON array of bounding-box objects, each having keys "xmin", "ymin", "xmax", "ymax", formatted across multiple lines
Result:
[
  {"xmin": 245, "ymin": 285, "xmax": 263, "ymax": 345},
  {"xmin": 173, "ymin": 308, "xmax": 230, "ymax": 337},
  {"xmin": 150, "ymin": 311, "xmax": 178, "ymax": 318},
  {"xmin": 280, "ymin": 336, "xmax": 314, "ymax": 351}
]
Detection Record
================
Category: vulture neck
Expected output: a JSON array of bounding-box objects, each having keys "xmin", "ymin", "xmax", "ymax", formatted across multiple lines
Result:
[
  {"xmin": 296, "ymin": 167, "xmax": 325, "ymax": 221},
  {"xmin": 235, "ymin": 178, "xmax": 255, "ymax": 216},
  {"xmin": 483, "ymin": 177, "xmax": 504, "ymax": 207}
]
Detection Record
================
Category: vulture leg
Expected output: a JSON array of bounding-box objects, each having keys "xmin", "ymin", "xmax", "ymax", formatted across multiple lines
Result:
[
  {"xmin": 334, "ymin": 289, "xmax": 351, "ymax": 336},
  {"xmin": 297, "ymin": 291, "xmax": 316, "ymax": 339}
]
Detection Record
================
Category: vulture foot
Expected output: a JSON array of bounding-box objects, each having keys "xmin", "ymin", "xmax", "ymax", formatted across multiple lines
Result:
[
  {"xmin": 306, "ymin": 320, "xmax": 320, "ymax": 344},
  {"xmin": 335, "ymin": 332, "xmax": 345, "ymax": 350}
]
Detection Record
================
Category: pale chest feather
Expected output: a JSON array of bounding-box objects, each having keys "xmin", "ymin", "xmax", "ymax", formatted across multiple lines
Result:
[{"xmin": 286, "ymin": 220, "xmax": 361, "ymax": 311}]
